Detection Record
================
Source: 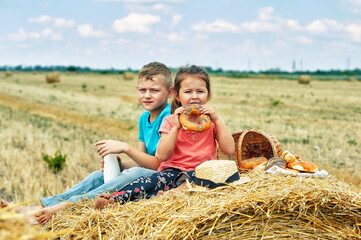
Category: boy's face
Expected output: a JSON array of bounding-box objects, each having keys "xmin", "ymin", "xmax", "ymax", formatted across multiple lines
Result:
[{"xmin": 137, "ymin": 74, "xmax": 172, "ymax": 112}]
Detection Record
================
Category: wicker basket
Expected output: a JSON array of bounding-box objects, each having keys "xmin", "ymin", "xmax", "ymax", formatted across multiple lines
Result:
[{"xmin": 217, "ymin": 129, "xmax": 282, "ymax": 172}]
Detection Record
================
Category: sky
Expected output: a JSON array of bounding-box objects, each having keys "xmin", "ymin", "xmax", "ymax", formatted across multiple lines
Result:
[{"xmin": 0, "ymin": 0, "xmax": 361, "ymax": 71}]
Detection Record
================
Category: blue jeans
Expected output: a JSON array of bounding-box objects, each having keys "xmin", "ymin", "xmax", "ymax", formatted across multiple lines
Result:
[{"xmin": 40, "ymin": 167, "xmax": 156, "ymax": 207}]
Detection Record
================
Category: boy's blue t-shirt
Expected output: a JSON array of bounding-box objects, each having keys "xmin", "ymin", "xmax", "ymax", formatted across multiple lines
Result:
[{"xmin": 138, "ymin": 103, "xmax": 171, "ymax": 156}]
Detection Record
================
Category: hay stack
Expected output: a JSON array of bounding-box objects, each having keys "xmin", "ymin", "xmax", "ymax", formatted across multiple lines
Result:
[
  {"xmin": 123, "ymin": 72, "xmax": 135, "ymax": 80},
  {"xmin": 46, "ymin": 71, "xmax": 61, "ymax": 83},
  {"xmin": 0, "ymin": 203, "xmax": 60, "ymax": 239},
  {"xmin": 298, "ymin": 75, "xmax": 310, "ymax": 84},
  {"xmin": 44, "ymin": 172, "xmax": 361, "ymax": 239},
  {"xmin": 348, "ymin": 77, "xmax": 358, "ymax": 83},
  {"xmin": 4, "ymin": 71, "xmax": 12, "ymax": 77}
]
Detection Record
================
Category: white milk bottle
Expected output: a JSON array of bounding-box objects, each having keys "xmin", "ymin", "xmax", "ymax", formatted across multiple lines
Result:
[{"xmin": 103, "ymin": 154, "xmax": 121, "ymax": 183}]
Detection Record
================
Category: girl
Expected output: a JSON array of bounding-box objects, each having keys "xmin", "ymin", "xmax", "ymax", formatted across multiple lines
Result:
[{"xmin": 94, "ymin": 65, "xmax": 235, "ymax": 209}]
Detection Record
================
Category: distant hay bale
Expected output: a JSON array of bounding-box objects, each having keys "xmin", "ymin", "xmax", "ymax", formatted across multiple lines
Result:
[
  {"xmin": 44, "ymin": 172, "xmax": 361, "ymax": 239},
  {"xmin": 123, "ymin": 72, "xmax": 135, "ymax": 80},
  {"xmin": 298, "ymin": 75, "xmax": 311, "ymax": 84},
  {"xmin": 348, "ymin": 77, "xmax": 358, "ymax": 83},
  {"xmin": 46, "ymin": 71, "xmax": 61, "ymax": 83},
  {"xmin": 4, "ymin": 71, "xmax": 12, "ymax": 77}
]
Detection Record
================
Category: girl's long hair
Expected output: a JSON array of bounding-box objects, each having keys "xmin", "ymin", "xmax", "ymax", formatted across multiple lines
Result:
[{"xmin": 171, "ymin": 65, "xmax": 211, "ymax": 113}]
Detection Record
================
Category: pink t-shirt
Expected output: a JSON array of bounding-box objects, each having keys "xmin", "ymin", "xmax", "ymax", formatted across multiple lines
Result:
[{"xmin": 158, "ymin": 114, "xmax": 217, "ymax": 172}]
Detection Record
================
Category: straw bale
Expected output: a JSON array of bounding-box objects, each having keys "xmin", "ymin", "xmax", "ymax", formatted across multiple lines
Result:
[
  {"xmin": 44, "ymin": 172, "xmax": 361, "ymax": 239},
  {"xmin": 348, "ymin": 77, "xmax": 358, "ymax": 83},
  {"xmin": 123, "ymin": 72, "xmax": 135, "ymax": 80},
  {"xmin": 46, "ymin": 71, "xmax": 61, "ymax": 83},
  {"xmin": 4, "ymin": 71, "xmax": 12, "ymax": 77},
  {"xmin": 298, "ymin": 75, "xmax": 311, "ymax": 84}
]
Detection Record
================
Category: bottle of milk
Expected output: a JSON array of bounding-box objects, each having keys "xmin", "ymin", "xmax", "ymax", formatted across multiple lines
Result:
[{"xmin": 103, "ymin": 154, "xmax": 121, "ymax": 183}]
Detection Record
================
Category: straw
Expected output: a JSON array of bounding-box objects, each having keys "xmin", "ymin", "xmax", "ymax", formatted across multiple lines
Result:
[{"xmin": 43, "ymin": 171, "xmax": 361, "ymax": 239}]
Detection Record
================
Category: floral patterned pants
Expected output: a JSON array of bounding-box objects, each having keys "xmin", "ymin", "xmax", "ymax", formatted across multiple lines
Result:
[{"xmin": 110, "ymin": 168, "xmax": 193, "ymax": 204}]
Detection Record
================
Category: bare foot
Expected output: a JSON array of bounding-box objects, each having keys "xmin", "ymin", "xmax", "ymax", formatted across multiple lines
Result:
[
  {"xmin": 157, "ymin": 190, "xmax": 165, "ymax": 196},
  {"xmin": 94, "ymin": 195, "xmax": 114, "ymax": 210},
  {"xmin": 35, "ymin": 202, "xmax": 68, "ymax": 226},
  {"xmin": 0, "ymin": 199, "xmax": 11, "ymax": 207},
  {"xmin": 1, "ymin": 199, "xmax": 42, "ymax": 224}
]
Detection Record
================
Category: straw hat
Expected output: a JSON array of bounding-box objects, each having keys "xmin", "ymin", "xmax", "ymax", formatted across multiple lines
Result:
[{"xmin": 193, "ymin": 160, "xmax": 250, "ymax": 188}]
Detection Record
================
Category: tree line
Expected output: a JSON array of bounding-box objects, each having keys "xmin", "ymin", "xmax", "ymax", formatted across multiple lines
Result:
[{"xmin": 1, "ymin": 65, "xmax": 360, "ymax": 77}]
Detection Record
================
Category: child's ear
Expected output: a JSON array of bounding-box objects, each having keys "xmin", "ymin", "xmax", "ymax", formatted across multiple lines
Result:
[{"xmin": 167, "ymin": 86, "xmax": 174, "ymax": 99}]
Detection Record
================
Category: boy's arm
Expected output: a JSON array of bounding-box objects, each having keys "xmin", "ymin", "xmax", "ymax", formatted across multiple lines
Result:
[
  {"xmin": 121, "ymin": 141, "xmax": 160, "ymax": 170},
  {"xmin": 95, "ymin": 140, "xmax": 160, "ymax": 170}
]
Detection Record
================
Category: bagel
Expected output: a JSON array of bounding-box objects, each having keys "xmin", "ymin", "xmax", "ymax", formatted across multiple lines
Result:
[
  {"xmin": 179, "ymin": 103, "xmax": 211, "ymax": 132},
  {"xmin": 287, "ymin": 161, "xmax": 319, "ymax": 173},
  {"xmin": 282, "ymin": 150, "xmax": 298, "ymax": 163},
  {"xmin": 239, "ymin": 156, "xmax": 268, "ymax": 170}
]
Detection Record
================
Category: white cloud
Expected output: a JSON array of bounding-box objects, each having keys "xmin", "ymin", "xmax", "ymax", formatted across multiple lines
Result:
[
  {"xmin": 53, "ymin": 18, "xmax": 75, "ymax": 27},
  {"xmin": 347, "ymin": 0, "xmax": 361, "ymax": 13},
  {"xmin": 41, "ymin": 28, "xmax": 63, "ymax": 40},
  {"xmin": 112, "ymin": 13, "xmax": 161, "ymax": 33},
  {"xmin": 78, "ymin": 24, "xmax": 108, "ymax": 38},
  {"xmin": 294, "ymin": 35, "xmax": 314, "ymax": 44},
  {"xmin": 286, "ymin": 19, "xmax": 303, "ymax": 31},
  {"xmin": 345, "ymin": 23, "xmax": 361, "ymax": 41},
  {"xmin": 29, "ymin": 15, "xmax": 75, "ymax": 28},
  {"xmin": 7, "ymin": 27, "xmax": 63, "ymax": 41},
  {"xmin": 242, "ymin": 20, "xmax": 280, "ymax": 32},
  {"xmin": 28, "ymin": 15, "xmax": 52, "ymax": 23},
  {"xmin": 306, "ymin": 20, "xmax": 327, "ymax": 34},
  {"xmin": 28, "ymin": 32, "xmax": 41, "ymax": 39},
  {"xmin": 167, "ymin": 32, "xmax": 186, "ymax": 42},
  {"xmin": 153, "ymin": 3, "xmax": 170, "ymax": 11},
  {"xmin": 124, "ymin": 3, "xmax": 171, "ymax": 12},
  {"xmin": 194, "ymin": 33, "xmax": 208, "ymax": 41},
  {"xmin": 7, "ymin": 28, "xmax": 27, "ymax": 41},
  {"xmin": 96, "ymin": 0, "xmax": 183, "ymax": 2},
  {"xmin": 306, "ymin": 19, "xmax": 344, "ymax": 35},
  {"xmin": 192, "ymin": 20, "xmax": 240, "ymax": 33},
  {"xmin": 258, "ymin": 7, "xmax": 274, "ymax": 21},
  {"xmin": 171, "ymin": 14, "xmax": 182, "ymax": 28}
]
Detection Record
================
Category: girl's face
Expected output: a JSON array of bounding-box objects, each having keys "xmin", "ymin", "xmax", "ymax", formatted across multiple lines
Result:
[{"xmin": 176, "ymin": 75, "xmax": 209, "ymax": 107}]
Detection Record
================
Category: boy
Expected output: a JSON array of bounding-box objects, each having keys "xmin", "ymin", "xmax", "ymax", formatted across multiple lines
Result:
[{"xmin": 30, "ymin": 62, "xmax": 173, "ymax": 225}]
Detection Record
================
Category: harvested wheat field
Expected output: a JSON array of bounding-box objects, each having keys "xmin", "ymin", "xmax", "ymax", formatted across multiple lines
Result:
[
  {"xmin": 42, "ymin": 171, "xmax": 361, "ymax": 239},
  {"xmin": 0, "ymin": 72, "xmax": 360, "ymax": 239}
]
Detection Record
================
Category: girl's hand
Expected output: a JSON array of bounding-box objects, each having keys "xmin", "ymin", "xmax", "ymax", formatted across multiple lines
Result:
[
  {"xmin": 173, "ymin": 107, "xmax": 184, "ymax": 130},
  {"xmin": 200, "ymin": 104, "xmax": 219, "ymax": 122},
  {"xmin": 94, "ymin": 140, "xmax": 129, "ymax": 158}
]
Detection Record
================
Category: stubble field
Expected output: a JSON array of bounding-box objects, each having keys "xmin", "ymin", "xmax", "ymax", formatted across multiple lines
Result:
[{"xmin": 0, "ymin": 72, "xmax": 360, "ymax": 205}]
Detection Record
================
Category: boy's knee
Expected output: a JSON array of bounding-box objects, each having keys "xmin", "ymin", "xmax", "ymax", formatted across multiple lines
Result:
[{"xmin": 88, "ymin": 170, "xmax": 104, "ymax": 180}]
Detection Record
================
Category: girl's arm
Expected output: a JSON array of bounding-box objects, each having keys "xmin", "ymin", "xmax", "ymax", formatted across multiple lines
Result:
[
  {"xmin": 201, "ymin": 105, "xmax": 235, "ymax": 155},
  {"xmin": 157, "ymin": 128, "xmax": 179, "ymax": 162},
  {"xmin": 94, "ymin": 140, "xmax": 160, "ymax": 170},
  {"xmin": 157, "ymin": 108, "xmax": 183, "ymax": 162},
  {"xmin": 213, "ymin": 117, "xmax": 235, "ymax": 155}
]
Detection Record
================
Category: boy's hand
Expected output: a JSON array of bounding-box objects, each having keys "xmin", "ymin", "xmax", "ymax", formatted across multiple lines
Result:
[
  {"xmin": 200, "ymin": 104, "xmax": 219, "ymax": 122},
  {"xmin": 173, "ymin": 107, "xmax": 184, "ymax": 130},
  {"xmin": 94, "ymin": 140, "xmax": 130, "ymax": 158}
]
